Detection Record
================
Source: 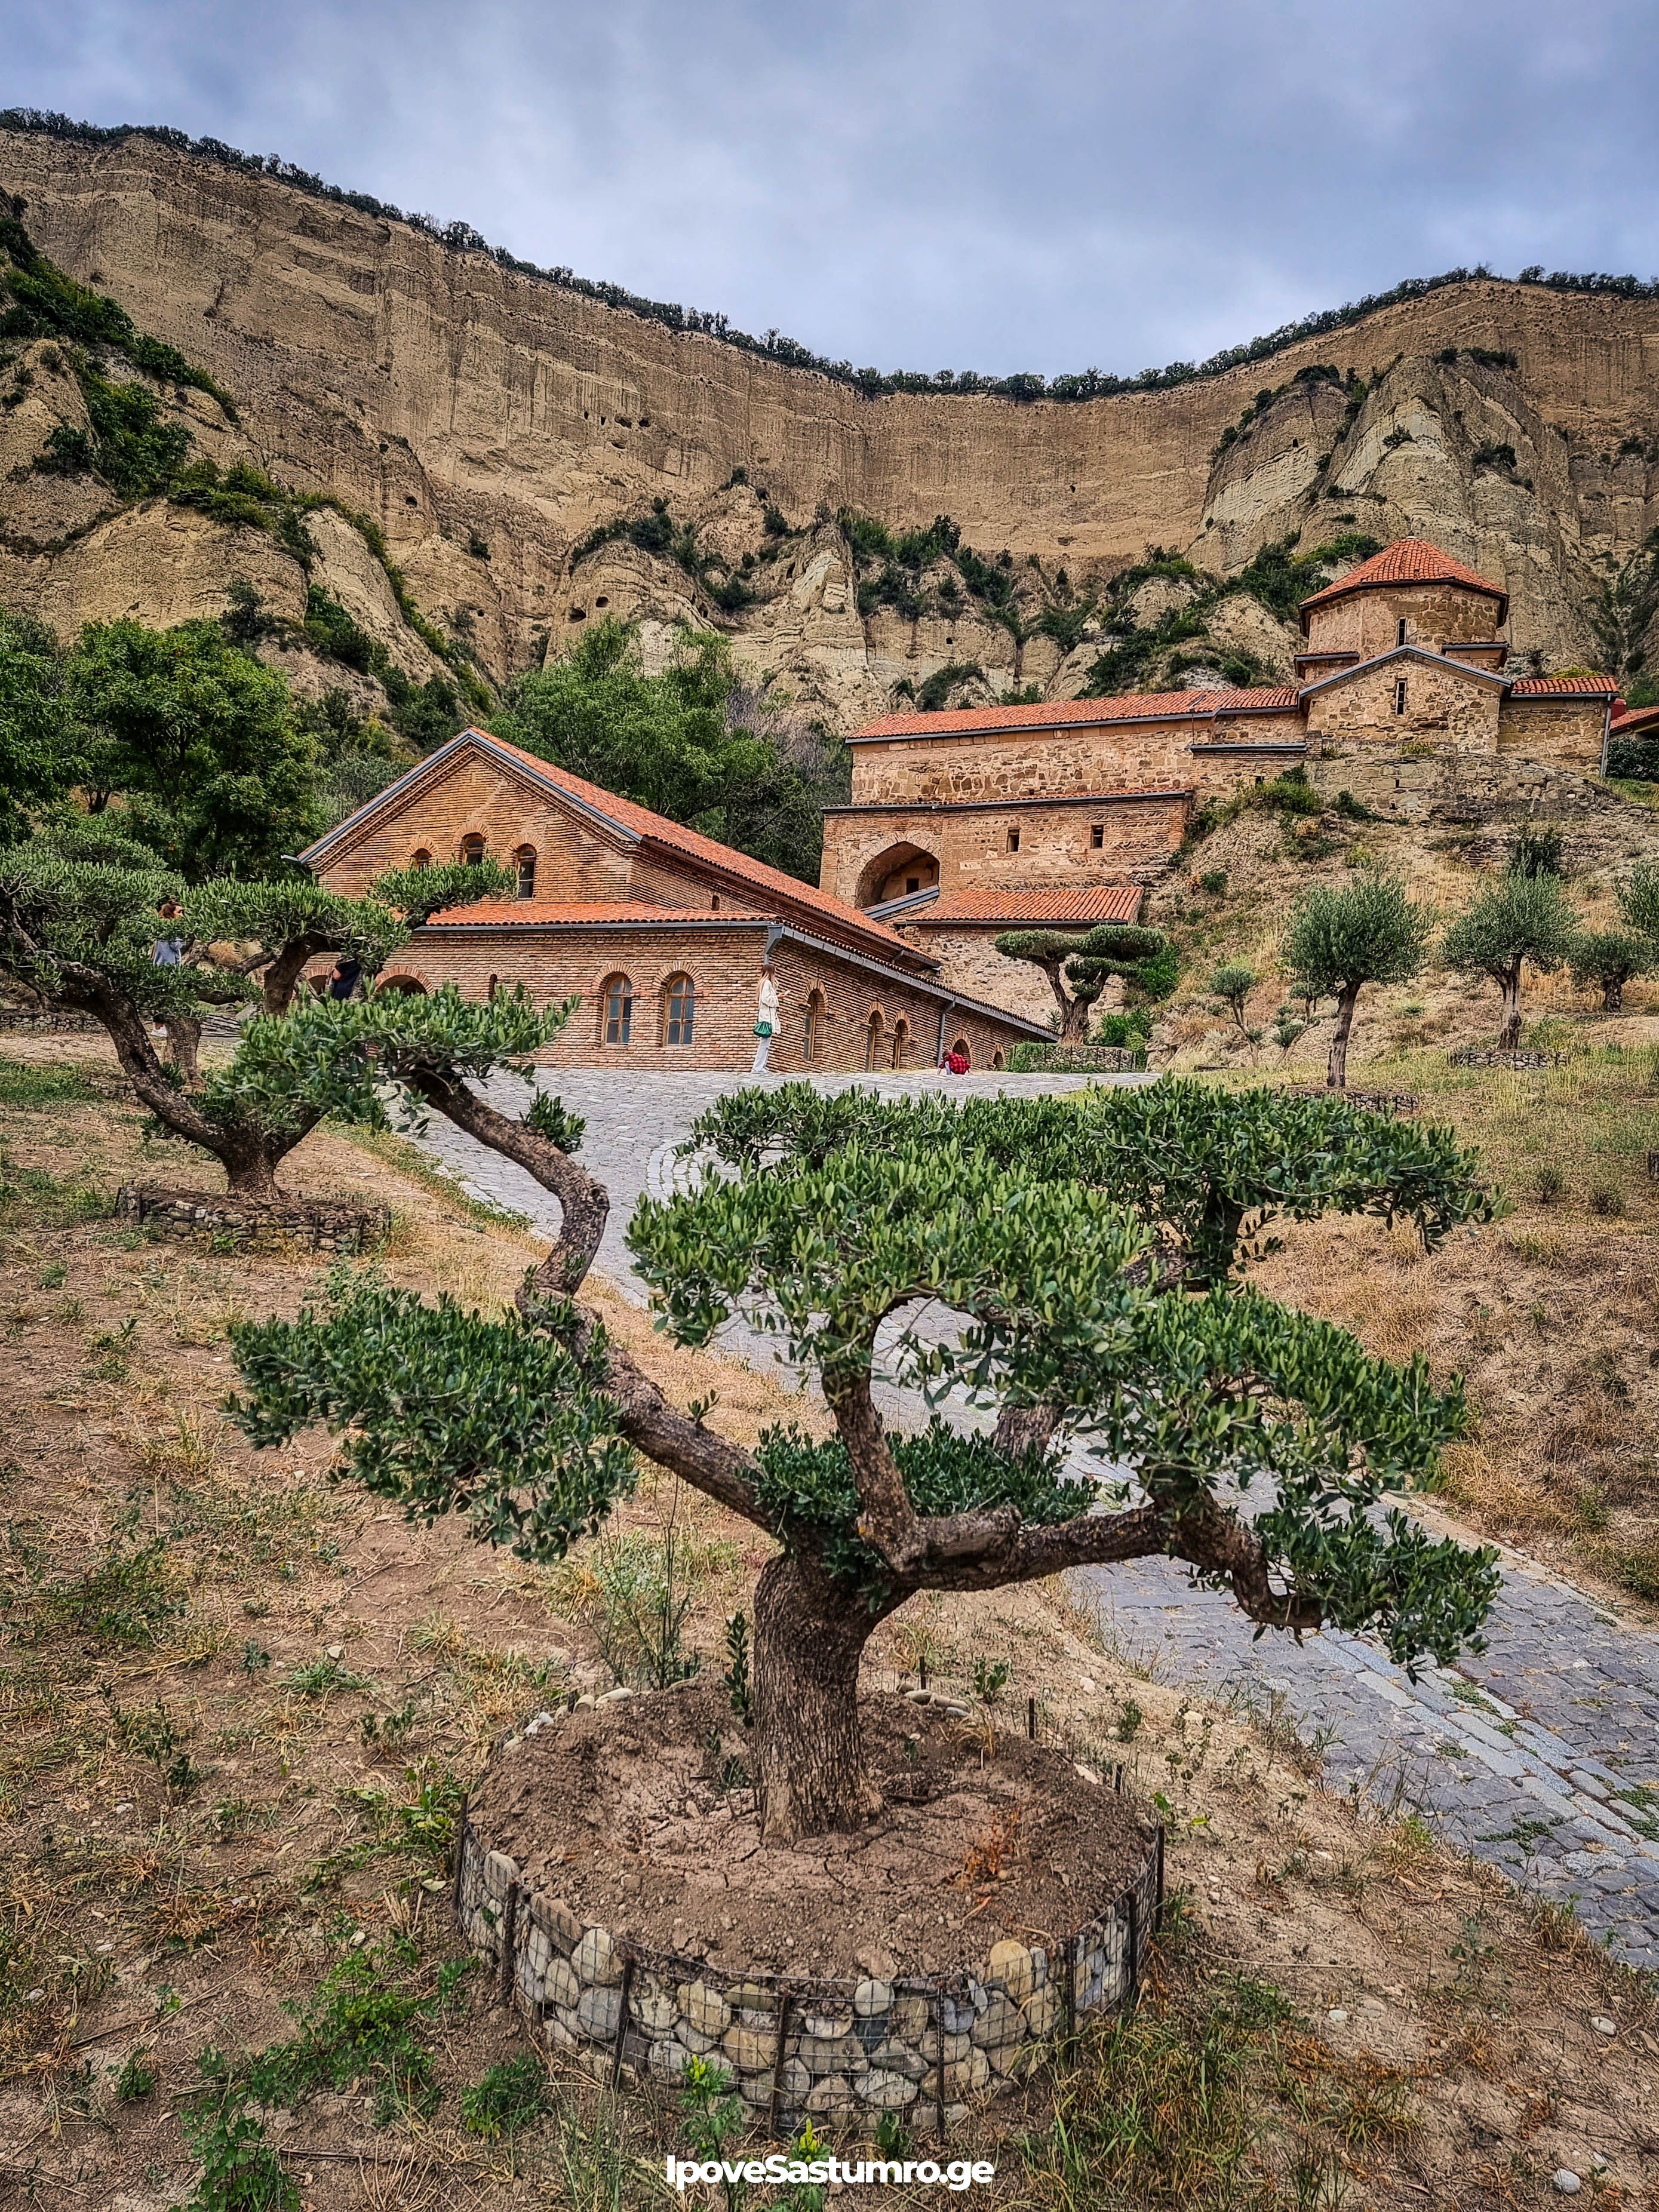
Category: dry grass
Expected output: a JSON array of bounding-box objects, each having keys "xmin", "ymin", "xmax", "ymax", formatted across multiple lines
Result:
[{"xmin": 1, "ymin": 1036, "xmax": 1656, "ymax": 2208}]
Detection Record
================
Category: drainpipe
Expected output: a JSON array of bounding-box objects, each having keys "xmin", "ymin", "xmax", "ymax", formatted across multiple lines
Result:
[
  {"xmin": 1599, "ymin": 699, "xmax": 1612, "ymax": 779},
  {"xmin": 934, "ymin": 997, "xmax": 957, "ymax": 1065}
]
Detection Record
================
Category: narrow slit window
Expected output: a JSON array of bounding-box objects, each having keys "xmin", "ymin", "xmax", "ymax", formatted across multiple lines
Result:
[
  {"xmin": 1090, "ymin": 823, "xmax": 1105, "ymax": 850},
  {"xmin": 514, "ymin": 846, "xmax": 537, "ymax": 898},
  {"xmin": 1397, "ymin": 617, "xmax": 1408, "ymax": 646},
  {"xmin": 1006, "ymin": 827, "xmax": 1021, "ymax": 854},
  {"xmin": 1393, "ymin": 678, "xmax": 1408, "ymax": 716}
]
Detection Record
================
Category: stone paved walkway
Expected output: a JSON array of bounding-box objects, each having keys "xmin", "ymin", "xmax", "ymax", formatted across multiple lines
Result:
[{"xmin": 414, "ymin": 1068, "xmax": 1659, "ymax": 1970}]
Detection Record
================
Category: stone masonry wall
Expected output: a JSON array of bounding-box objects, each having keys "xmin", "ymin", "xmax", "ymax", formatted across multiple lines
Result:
[
  {"xmin": 844, "ymin": 718, "xmax": 1304, "ymax": 810},
  {"xmin": 1303, "ymin": 582, "xmax": 1505, "ymax": 658},
  {"xmin": 892, "ymin": 928, "xmax": 1060, "ymax": 1028},
  {"xmin": 1305, "ymin": 657, "xmax": 1502, "ymax": 753},
  {"xmin": 453, "ymin": 1783, "xmax": 1162, "ymax": 2138},
  {"xmin": 1497, "ymin": 698, "xmax": 1607, "ymax": 771},
  {"xmin": 365, "ymin": 921, "xmax": 1031, "ymax": 1072},
  {"xmin": 823, "ymin": 794, "xmax": 1188, "ymax": 911},
  {"xmin": 114, "ymin": 1183, "xmax": 389, "ymax": 1253}
]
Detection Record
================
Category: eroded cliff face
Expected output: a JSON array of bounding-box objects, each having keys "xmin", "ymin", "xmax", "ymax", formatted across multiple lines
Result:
[{"xmin": 5, "ymin": 124, "xmax": 1659, "ymax": 727}]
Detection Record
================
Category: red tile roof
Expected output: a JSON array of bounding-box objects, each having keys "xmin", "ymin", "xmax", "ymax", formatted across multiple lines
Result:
[
  {"xmin": 904, "ymin": 885, "xmax": 1145, "ymax": 927},
  {"xmin": 1509, "ymin": 673, "xmax": 1618, "ymax": 698},
  {"xmin": 1611, "ymin": 702, "xmax": 1659, "ymax": 733},
  {"xmin": 422, "ymin": 901, "xmax": 776, "ymax": 928},
  {"xmin": 1298, "ymin": 539, "xmax": 1509, "ymax": 631},
  {"xmin": 852, "ymin": 687, "xmax": 1300, "ymax": 741},
  {"xmin": 313, "ymin": 728, "xmax": 925, "ymax": 966}
]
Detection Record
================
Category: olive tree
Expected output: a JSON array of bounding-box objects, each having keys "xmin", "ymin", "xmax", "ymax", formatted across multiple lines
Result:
[
  {"xmin": 226, "ymin": 1009, "xmax": 1501, "ymax": 1844},
  {"xmin": 1442, "ymin": 872, "xmax": 1579, "ymax": 1049},
  {"xmin": 1281, "ymin": 876, "xmax": 1434, "ymax": 1089},
  {"xmin": 0, "ymin": 843, "xmax": 506, "ymax": 1195},
  {"xmin": 992, "ymin": 922, "xmax": 1173, "ymax": 1042},
  {"xmin": 1569, "ymin": 929, "xmax": 1651, "ymax": 1013}
]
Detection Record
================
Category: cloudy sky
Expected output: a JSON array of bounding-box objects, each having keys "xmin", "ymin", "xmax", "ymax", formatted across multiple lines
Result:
[{"xmin": 5, "ymin": 0, "xmax": 1658, "ymax": 378}]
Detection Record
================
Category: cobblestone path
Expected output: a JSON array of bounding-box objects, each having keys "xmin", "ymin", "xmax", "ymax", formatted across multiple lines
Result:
[{"xmin": 415, "ymin": 1068, "xmax": 1659, "ymax": 1969}]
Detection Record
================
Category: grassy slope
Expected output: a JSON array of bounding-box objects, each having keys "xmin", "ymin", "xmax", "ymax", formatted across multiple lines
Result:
[{"xmin": 0, "ymin": 1042, "xmax": 1655, "ymax": 2206}]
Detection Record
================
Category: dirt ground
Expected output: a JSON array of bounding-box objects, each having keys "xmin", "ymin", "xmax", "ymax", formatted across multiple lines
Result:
[
  {"xmin": 471, "ymin": 1682, "xmax": 1150, "ymax": 1977},
  {"xmin": 1, "ymin": 1035, "xmax": 1657, "ymax": 2210}
]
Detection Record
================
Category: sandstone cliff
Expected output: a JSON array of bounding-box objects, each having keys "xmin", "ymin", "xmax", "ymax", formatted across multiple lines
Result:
[{"xmin": 6, "ymin": 124, "xmax": 1659, "ymax": 730}]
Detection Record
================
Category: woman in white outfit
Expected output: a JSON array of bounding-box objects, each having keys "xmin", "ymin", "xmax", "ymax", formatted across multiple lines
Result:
[{"xmin": 751, "ymin": 958, "xmax": 781, "ymax": 1073}]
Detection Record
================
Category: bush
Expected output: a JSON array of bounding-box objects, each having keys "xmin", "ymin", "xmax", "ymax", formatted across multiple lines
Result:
[
  {"xmin": 1588, "ymin": 1182, "xmax": 1627, "ymax": 1218},
  {"xmin": 1533, "ymin": 1166, "xmax": 1565, "ymax": 1206}
]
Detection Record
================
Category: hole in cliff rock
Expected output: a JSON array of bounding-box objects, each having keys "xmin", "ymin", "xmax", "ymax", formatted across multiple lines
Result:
[
  {"xmin": 639, "ymin": 416, "xmax": 650, "ymax": 426},
  {"xmin": 405, "ymin": 494, "xmax": 418, "ymax": 505},
  {"xmin": 569, "ymin": 608, "xmax": 586, "ymax": 622},
  {"xmin": 595, "ymin": 596, "xmax": 609, "ymax": 607}
]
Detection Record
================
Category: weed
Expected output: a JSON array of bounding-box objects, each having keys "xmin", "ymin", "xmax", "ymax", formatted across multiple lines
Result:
[
  {"xmin": 115, "ymin": 2047, "xmax": 158, "ymax": 2099},
  {"xmin": 1115, "ymin": 1697, "xmax": 1144, "ymax": 1742},
  {"xmin": 180, "ymin": 2099, "xmax": 297, "ymax": 2211},
  {"xmin": 722, "ymin": 1611, "xmax": 752, "ymax": 1725},
  {"xmin": 284, "ymin": 1655, "xmax": 373, "ymax": 1698},
  {"xmin": 241, "ymin": 1640, "xmax": 271, "ymax": 1673},
  {"xmin": 1589, "ymin": 1182, "xmax": 1628, "ymax": 1218},
  {"xmin": 459, "ymin": 2050, "xmax": 551, "ymax": 2140},
  {"xmin": 972, "ymin": 1655, "xmax": 1013, "ymax": 1705},
  {"xmin": 35, "ymin": 1537, "xmax": 184, "ymax": 1645},
  {"xmin": 1534, "ymin": 1165, "xmax": 1565, "ymax": 1206}
]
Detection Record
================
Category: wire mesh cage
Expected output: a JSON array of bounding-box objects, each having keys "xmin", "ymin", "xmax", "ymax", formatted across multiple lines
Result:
[{"xmin": 454, "ymin": 1805, "xmax": 1163, "ymax": 2139}]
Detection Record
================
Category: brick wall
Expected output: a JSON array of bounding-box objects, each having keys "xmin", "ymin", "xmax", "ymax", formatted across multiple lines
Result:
[
  {"xmin": 822, "ymin": 794, "xmax": 1188, "ymax": 908},
  {"xmin": 336, "ymin": 920, "xmax": 1032, "ymax": 1073},
  {"xmin": 1303, "ymin": 582, "xmax": 1504, "ymax": 658},
  {"xmin": 1305, "ymin": 658, "xmax": 1501, "ymax": 752},
  {"xmin": 1496, "ymin": 698, "xmax": 1606, "ymax": 770},
  {"xmin": 845, "ymin": 714, "xmax": 1304, "ymax": 810},
  {"xmin": 315, "ymin": 752, "xmax": 696, "ymax": 910}
]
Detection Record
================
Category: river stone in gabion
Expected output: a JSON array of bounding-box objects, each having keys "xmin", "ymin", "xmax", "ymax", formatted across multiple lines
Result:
[
  {"xmin": 890, "ymin": 1993, "xmax": 929, "ymax": 2040},
  {"xmin": 944, "ymin": 2049, "xmax": 991, "ymax": 2098},
  {"xmin": 649, "ymin": 2039, "xmax": 691, "ymax": 2081},
  {"xmin": 632, "ymin": 1977, "xmax": 678, "ymax": 2035},
  {"xmin": 855, "ymin": 2065, "xmax": 918, "ymax": 2109},
  {"xmin": 573, "ymin": 1927, "xmax": 620, "ymax": 1986},
  {"xmin": 1022, "ymin": 1986, "xmax": 1059, "ymax": 2037},
  {"xmin": 972, "ymin": 1991, "xmax": 1024, "ymax": 2054},
  {"xmin": 797, "ymin": 2031, "xmax": 861, "ymax": 2073},
  {"xmin": 675, "ymin": 2020, "xmax": 718, "ymax": 2056},
  {"xmin": 545, "ymin": 2015, "xmax": 578, "ymax": 2053},
  {"xmin": 779, "ymin": 2059, "xmax": 813, "ymax": 2101},
  {"xmin": 721, "ymin": 2023, "xmax": 775, "ymax": 2073},
  {"xmin": 680, "ymin": 1980, "xmax": 731, "ymax": 2038},
  {"xmin": 939, "ymin": 1993, "xmax": 975, "ymax": 2036},
  {"xmin": 577, "ymin": 1983, "xmax": 623, "ymax": 2040},
  {"xmin": 800, "ymin": 2003, "xmax": 853, "ymax": 2039},
  {"xmin": 482, "ymin": 1849, "xmax": 518, "ymax": 1901},
  {"xmin": 869, "ymin": 2038, "xmax": 927, "ymax": 2082},
  {"xmin": 806, "ymin": 2075, "xmax": 851, "ymax": 2113},
  {"xmin": 987, "ymin": 1939, "xmax": 1037, "ymax": 2002},
  {"xmin": 853, "ymin": 1977, "xmax": 893, "ymax": 2018}
]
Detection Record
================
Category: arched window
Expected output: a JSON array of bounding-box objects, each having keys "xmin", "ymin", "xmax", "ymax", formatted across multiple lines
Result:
[
  {"xmin": 991, "ymin": 1049, "xmax": 1006, "ymax": 1070},
  {"xmin": 601, "ymin": 973, "xmax": 634, "ymax": 1046},
  {"xmin": 662, "ymin": 973, "xmax": 696, "ymax": 1047},
  {"xmin": 460, "ymin": 833, "xmax": 487, "ymax": 866},
  {"xmin": 950, "ymin": 1035, "xmax": 972, "ymax": 1068},
  {"xmin": 890, "ymin": 1018, "xmax": 910, "ymax": 1070},
  {"xmin": 864, "ymin": 1009, "xmax": 884, "ymax": 1071},
  {"xmin": 411, "ymin": 847, "xmax": 433, "ymax": 868},
  {"xmin": 514, "ymin": 845, "xmax": 537, "ymax": 899},
  {"xmin": 803, "ymin": 990, "xmax": 825, "ymax": 1065},
  {"xmin": 376, "ymin": 975, "xmax": 428, "ymax": 997}
]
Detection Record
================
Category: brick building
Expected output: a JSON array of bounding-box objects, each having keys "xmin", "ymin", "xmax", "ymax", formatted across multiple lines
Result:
[
  {"xmin": 823, "ymin": 537, "xmax": 1617, "ymax": 1012},
  {"xmin": 298, "ymin": 727, "xmax": 1048, "ymax": 1071}
]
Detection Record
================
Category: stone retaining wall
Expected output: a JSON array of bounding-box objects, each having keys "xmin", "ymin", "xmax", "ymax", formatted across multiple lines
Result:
[
  {"xmin": 453, "ymin": 1792, "xmax": 1162, "ymax": 2139},
  {"xmin": 114, "ymin": 1182, "xmax": 390, "ymax": 1254},
  {"xmin": 0, "ymin": 1007, "xmax": 101, "ymax": 1033},
  {"xmin": 1447, "ymin": 1049, "xmax": 1575, "ymax": 1071}
]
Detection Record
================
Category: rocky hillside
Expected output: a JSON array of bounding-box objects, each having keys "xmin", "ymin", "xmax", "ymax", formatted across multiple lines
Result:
[{"xmin": 7, "ymin": 121, "xmax": 1659, "ymax": 733}]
